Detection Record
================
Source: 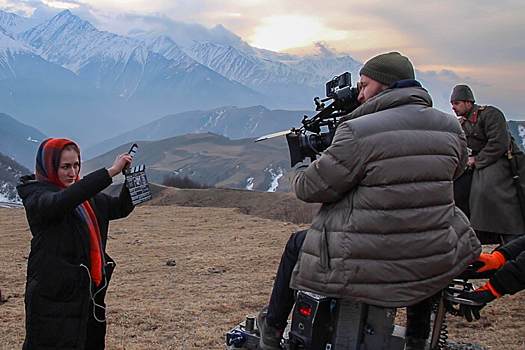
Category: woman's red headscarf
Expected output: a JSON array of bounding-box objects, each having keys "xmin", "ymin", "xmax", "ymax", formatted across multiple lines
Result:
[
  {"xmin": 36, "ymin": 138, "xmax": 105, "ymax": 286},
  {"xmin": 36, "ymin": 138, "xmax": 80, "ymax": 187}
]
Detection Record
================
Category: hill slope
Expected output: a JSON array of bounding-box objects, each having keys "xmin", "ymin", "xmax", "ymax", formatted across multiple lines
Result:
[
  {"xmin": 83, "ymin": 106, "xmax": 313, "ymax": 159},
  {"xmin": 82, "ymin": 133, "xmax": 295, "ymax": 192},
  {"xmin": 0, "ymin": 113, "xmax": 47, "ymax": 169},
  {"xmin": 0, "ymin": 151, "xmax": 30, "ymax": 202}
]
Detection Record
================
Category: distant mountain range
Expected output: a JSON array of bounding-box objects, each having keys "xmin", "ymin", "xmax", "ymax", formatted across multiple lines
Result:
[
  {"xmin": 0, "ymin": 9, "xmax": 464, "ymax": 150},
  {"xmin": 83, "ymin": 105, "xmax": 314, "ymax": 159},
  {"xmin": 0, "ymin": 9, "xmax": 351, "ymax": 147}
]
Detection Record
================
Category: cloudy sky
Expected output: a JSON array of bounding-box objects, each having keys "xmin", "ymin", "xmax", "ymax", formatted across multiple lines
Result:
[{"xmin": 1, "ymin": 0, "xmax": 524, "ymax": 118}]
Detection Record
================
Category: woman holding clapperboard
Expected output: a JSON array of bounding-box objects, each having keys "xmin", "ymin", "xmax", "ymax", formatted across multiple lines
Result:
[{"xmin": 16, "ymin": 138, "xmax": 135, "ymax": 349}]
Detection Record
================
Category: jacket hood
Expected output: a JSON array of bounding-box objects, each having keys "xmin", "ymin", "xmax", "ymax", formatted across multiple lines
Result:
[{"xmin": 17, "ymin": 174, "xmax": 60, "ymax": 201}]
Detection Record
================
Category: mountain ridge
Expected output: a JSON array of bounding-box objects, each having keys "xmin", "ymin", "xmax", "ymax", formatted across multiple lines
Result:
[
  {"xmin": 82, "ymin": 105, "xmax": 314, "ymax": 159},
  {"xmin": 0, "ymin": 8, "xmax": 474, "ymax": 147}
]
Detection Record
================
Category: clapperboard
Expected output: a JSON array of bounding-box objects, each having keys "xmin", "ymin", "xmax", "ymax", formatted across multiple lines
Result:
[
  {"xmin": 124, "ymin": 164, "xmax": 152, "ymax": 205},
  {"xmin": 123, "ymin": 143, "xmax": 152, "ymax": 205}
]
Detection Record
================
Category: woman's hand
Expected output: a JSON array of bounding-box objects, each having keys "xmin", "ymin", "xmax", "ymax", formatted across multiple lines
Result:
[{"xmin": 107, "ymin": 153, "xmax": 133, "ymax": 177}]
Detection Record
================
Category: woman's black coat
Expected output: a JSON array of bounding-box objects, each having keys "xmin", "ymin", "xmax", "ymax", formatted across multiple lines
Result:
[{"xmin": 17, "ymin": 168, "xmax": 134, "ymax": 349}]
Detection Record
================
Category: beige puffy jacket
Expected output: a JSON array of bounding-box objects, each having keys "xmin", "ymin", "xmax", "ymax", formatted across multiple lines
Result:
[{"xmin": 289, "ymin": 86, "xmax": 481, "ymax": 307}]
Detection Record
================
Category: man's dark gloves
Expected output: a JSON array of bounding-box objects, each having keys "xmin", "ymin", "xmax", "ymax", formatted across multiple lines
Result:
[
  {"xmin": 457, "ymin": 282, "xmax": 500, "ymax": 322},
  {"xmin": 459, "ymin": 251, "xmax": 506, "ymax": 279}
]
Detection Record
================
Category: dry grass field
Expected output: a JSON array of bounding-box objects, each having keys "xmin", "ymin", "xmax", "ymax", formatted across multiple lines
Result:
[{"xmin": 1, "ymin": 187, "xmax": 525, "ymax": 349}]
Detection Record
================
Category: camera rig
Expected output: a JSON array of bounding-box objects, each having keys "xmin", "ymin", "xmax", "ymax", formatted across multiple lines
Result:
[{"xmin": 256, "ymin": 72, "xmax": 360, "ymax": 167}]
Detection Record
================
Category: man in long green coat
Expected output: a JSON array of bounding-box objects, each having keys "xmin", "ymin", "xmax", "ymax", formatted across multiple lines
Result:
[{"xmin": 451, "ymin": 84, "xmax": 525, "ymax": 244}]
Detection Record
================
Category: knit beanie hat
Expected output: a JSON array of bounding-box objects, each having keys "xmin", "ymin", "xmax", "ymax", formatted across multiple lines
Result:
[
  {"xmin": 359, "ymin": 52, "xmax": 415, "ymax": 86},
  {"xmin": 450, "ymin": 84, "xmax": 475, "ymax": 103}
]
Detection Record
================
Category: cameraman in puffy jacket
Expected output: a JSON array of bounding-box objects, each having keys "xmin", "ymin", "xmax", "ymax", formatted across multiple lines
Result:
[
  {"xmin": 257, "ymin": 52, "xmax": 481, "ymax": 350},
  {"xmin": 457, "ymin": 235, "xmax": 525, "ymax": 322}
]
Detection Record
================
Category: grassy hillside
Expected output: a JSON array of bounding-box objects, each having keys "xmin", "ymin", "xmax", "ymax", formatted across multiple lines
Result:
[{"xmin": 82, "ymin": 133, "xmax": 297, "ymax": 192}]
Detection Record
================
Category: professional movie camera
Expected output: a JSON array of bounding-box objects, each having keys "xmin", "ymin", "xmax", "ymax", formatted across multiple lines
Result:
[{"xmin": 256, "ymin": 72, "xmax": 361, "ymax": 167}]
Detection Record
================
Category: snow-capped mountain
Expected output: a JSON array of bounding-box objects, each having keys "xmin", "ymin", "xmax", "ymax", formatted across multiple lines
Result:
[
  {"xmin": 0, "ymin": 16, "xmax": 127, "ymax": 147},
  {"xmin": 0, "ymin": 11, "xmax": 26, "ymax": 30},
  {"xmin": 0, "ymin": 26, "xmax": 29, "ymax": 57},
  {"xmin": 0, "ymin": 10, "xmax": 39, "ymax": 35},
  {"xmin": 12, "ymin": 10, "xmax": 272, "ymax": 129},
  {"xmin": 181, "ymin": 41, "xmax": 329, "ymax": 108},
  {"xmin": 18, "ymin": 10, "xmax": 139, "ymax": 74},
  {"xmin": 146, "ymin": 36, "xmax": 191, "ymax": 64},
  {"xmin": 0, "ymin": 8, "xmax": 462, "ymax": 154},
  {"xmin": 290, "ymin": 56, "xmax": 363, "ymax": 85},
  {"xmin": 185, "ymin": 41, "xmax": 326, "ymax": 87},
  {"xmin": 11, "ymin": 10, "xmax": 359, "ymax": 107}
]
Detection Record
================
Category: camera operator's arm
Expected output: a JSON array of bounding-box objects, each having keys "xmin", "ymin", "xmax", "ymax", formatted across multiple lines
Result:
[{"xmin": 292, "ymin": 123, "xmax": 363, "ymax": 203}]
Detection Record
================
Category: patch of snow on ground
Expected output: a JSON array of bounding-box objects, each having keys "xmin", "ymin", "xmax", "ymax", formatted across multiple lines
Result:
[
  {"xmin": 267, "ymin": 168, "xmax": 284, "ymax": 192},
  {"xmin": 246, "ymin": 177, "xmax": 254, "ymax": 190}
]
